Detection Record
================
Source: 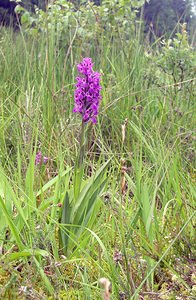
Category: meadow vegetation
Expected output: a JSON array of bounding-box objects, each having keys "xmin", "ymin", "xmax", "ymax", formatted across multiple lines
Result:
[{"xmin": 0, "ymin": 1, "xmax": 195, "ymax": 299}]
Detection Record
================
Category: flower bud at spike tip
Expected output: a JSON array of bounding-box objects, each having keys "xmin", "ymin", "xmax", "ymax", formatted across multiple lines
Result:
[{"xmin": 73, "ymin": 58, "xmax": 102, "ymax": 124}]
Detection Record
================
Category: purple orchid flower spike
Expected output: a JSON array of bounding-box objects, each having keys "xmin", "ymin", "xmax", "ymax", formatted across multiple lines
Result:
[{"xmin": 73, "ymin": 58, "xmax": 102, "ymax": 124}]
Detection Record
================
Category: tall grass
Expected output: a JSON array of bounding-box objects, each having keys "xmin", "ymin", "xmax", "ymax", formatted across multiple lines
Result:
[{"xmin": 0, "ymin": 23, "xmax": 195, "ymax": 300}]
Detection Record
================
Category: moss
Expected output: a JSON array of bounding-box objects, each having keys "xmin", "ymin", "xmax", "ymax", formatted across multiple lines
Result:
[
  {"xmin": 0, "ymin": 267, "xmax": 10, "ymax": 285},
  {"xmin": 47, "ymin": 289, "xmax": 84, "ymax": 300}
]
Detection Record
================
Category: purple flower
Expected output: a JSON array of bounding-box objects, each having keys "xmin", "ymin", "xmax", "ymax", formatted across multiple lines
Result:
[
  {"xmin": 35, "ymin": 151, "xmax": 48, "ymax": 166},
  {"xmin": 43, "ymin": 156, "xmax": 49, "ymax": 164},
  {"xmin": 35, "ymin": 151, "xmax": 42, "ymax": 165},
  {"xmin": 73, "ymin": 58, "xmax": 102, "ymax": 124}
]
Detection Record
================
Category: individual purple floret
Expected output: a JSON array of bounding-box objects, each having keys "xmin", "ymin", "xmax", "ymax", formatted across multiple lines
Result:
[
  {"xmin": 43, "ymin": 156, "xmax": 49, "ymax": 164},
  {"xmin": 73, "ymin": 58, "xmax": 102, "ymax": 124},
  {"xmin": 35, "ymin": 151, "xmax": 48, "ymax": 166}
]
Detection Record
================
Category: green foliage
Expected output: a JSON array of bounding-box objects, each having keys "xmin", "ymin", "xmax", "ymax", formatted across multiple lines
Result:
[
  {"xmin": 60, "ymin": 159, "xmax": 110, "ymax": 255},
  {"xmin": 145, "ymin": 23, "xmax": 196, "ymax": 103},
  {"xmin": 0, "ymin": 3, "xmax": 195, "ymax": 298},
  {"xmin": 15, "ymin": 0, "xmax": 145, "ymax": 48}
]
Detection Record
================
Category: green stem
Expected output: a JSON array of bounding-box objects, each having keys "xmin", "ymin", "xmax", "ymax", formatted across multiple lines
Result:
[
  {"xmin": 78, "ymin": 120, "xmax": 85, "ymax": 168},
  {"xmin": 74, "ymin": 120, "xmax": 86, "ymax": 200}
]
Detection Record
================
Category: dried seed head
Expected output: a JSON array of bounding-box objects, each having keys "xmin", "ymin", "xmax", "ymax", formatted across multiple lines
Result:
[
  {"xmin": 120, "ymin": 159, "xmax": 127, "ymax": 195},
  {"xmin": 121, "ymin": 118, "xmax": 128, "ymax": 144},
  {"xmin": 99, "ymin": 277, "xmax": 112, "ymax": 300}
]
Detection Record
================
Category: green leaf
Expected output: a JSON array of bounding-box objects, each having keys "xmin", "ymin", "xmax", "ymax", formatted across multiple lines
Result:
[
  {"xmin": 74, "ymin": 178, "xmax": 107, "ymax": 228},
  {"xmin": 0, "ymin": 196, "xmax": 24, "ymax": 251},
  {"xmin": 7, "ymin": 249, "xmax": 49, "ymax": 261},
  {"xmin": 73, "ymin": 166, "xmax": 84, "ymax": 200},
  {"xmin": 60, "ymin": 159, "xmax": 111, "ymax": 255},
  {"xmin": 25, "ymin": 154, "xmax": 36, "ymax": 207},
  {"xmin": 36, "ymin": 167, "xmax": 72, "ymax": 197},
  {"xmin": 60, "ymin": 192, "xmax": 72, "ymax": 252},
  {"xmin": 33, "ymin": 257, "xmax": 54, "ymax": 295},
  {"xmin": 71, "ymin": 159, "xmax": 111, "ymax": 222},
  {"xmin": 0, "ymin": 170, "xmax": 29, "ymax": 230},
  {"xmin": 141, "ymin": 183, "xmax": 151, "ymax": 233}
]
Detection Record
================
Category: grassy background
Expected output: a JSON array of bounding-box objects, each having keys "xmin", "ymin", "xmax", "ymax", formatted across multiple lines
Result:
[{"xmin": 0, "ymin": 21, "xmax": 195, "ymax": 300}]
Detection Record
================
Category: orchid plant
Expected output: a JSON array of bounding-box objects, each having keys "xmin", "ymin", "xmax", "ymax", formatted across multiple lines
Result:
[{"xmin": 60, "ymin": 58, "xmax": 110, "ymax": 255}]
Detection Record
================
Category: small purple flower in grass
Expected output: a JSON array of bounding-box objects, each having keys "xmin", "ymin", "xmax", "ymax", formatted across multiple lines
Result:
[
  {"xmin": 73, "ymin": 58, "xmax": 102, "ymax": 124},
  {"xmin": 35, "ymin": 151, "xmax": 48, "ymax": 166},
  {"xmin": 43, "ymin": 156, "xmax": 49, "ymax": 164},
  {"xmin": 35, "ymin": 151, "xmax": 42, "ymax": 165}
]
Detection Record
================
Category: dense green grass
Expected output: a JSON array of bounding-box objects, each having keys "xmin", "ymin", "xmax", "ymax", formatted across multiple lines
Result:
[{"xmin": 0, "ymin": 24, "xmax": 195, "ymax": 300}]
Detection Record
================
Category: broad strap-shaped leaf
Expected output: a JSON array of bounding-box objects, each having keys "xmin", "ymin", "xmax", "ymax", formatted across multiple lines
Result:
[
  {"xmin": 71, "ymin": 159, "xmax": 111, "ymax": 222},
  {"xmin": 73, "ymin": 165, "xmax": 84, "ymax": 200},
  {"xmin": 60, "ymin": 192, "xmax": 72, "ymax": 252},
  {"xmin": 74, "ymin": 178, "xmax": 108, "ymax": 236}
]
